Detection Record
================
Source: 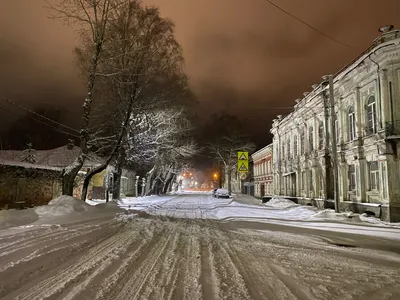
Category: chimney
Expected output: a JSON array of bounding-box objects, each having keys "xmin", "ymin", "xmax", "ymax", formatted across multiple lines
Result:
[
  {"xmin": 378, "ymin": 25, "xmax": 394, "ymax": 33},
  {"xmin": 67, "ymin": 139, "xmax": 75, "ymax": 150}
]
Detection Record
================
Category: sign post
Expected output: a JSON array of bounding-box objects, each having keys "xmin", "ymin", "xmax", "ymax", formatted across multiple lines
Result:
[{"xmin": 237, "ymin": 151, "xmax": 249, "ymax": 173}]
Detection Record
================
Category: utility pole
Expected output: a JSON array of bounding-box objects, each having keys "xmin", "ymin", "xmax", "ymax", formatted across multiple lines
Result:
[{"xmin": 327, "ymin": 75, "xmax": 340, "ymax": 213}]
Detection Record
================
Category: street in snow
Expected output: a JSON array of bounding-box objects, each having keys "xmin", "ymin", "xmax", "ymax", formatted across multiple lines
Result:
[{"xmin": 0, "ymin": 191, "xmax": 400, "ymax": 300}]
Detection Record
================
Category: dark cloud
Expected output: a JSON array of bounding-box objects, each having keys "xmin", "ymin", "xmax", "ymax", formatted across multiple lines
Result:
[{"xmin": 1, "ymin": 0, "xmax": 400, "ymax": 147}]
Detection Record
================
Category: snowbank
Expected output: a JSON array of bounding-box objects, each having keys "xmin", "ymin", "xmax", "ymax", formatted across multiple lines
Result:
[
  {"xmin": 35, "ymin": 195, "xmax": 95, "ymax": 218},
  {"xmin": 265, "ymin": 198, "xmax": 299, "ymax": 209},
  {"xmin": 0, "ymin": 208, "xmax": 39, "ymax": 229}
]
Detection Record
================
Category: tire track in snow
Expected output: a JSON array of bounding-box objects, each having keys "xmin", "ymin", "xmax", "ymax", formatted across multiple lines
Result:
[
  {"xmin": 0, "ymin": 220, "xmax": 114, "ymax": 271},
  {"xmin": 10, "ymin": 225, "xmax": 130, "ymax": 300},
  {"xmin": 0, "ymin": 218, "xmax": 111, "ymax": 256},
  {"xmin": 94, "ymin": 222, "xmax": 175, "ymax": 300}
]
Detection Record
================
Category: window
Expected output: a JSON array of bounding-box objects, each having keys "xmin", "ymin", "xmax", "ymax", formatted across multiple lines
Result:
[
  {"xmin": 318, "ymin": 122, "xmax": 324, "ymax": 150},
  {"xmin": 282, "ymin": 143, "xmax": 285, "ymax": 160},
  {"xmin": 300, "ymin": 131, "xmax": 305, "ymax": 155},
  {"xmin": 309, "ymin": 170, "xmax": 313, "ymax": 192},
  {"xmin": 367, "ymin": 96, "xmax": 377, "ymax": 134},
  {"xmin": 293, "ymin": 135, "xmax": 298, "ymax": 157},
  {"xmin": 348, "ymin": 164, "xmax": 356, "ymax": 191},
  {"xmin": 334, "ymin": 113, "xmax": 339, "ymax": 144},
  {"xmin": 287, "ymin": 139, "xmax": 290, "ymax": 159},
  {"xmin": 348, "ymin": 106, "xmax": 356, "ymax": 141},
  {"xmin": 309, "ymin": 126, "xmax": 314, "ymax": 152},
  {"xmin": 369, "ymin": 161, "xmax": 379, "ymax": 191},
  {"xmin": 302, "ymin": 171, "xmax": 306, "ymax": 190}
]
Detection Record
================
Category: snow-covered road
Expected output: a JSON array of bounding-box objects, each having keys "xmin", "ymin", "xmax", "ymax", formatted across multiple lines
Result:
[{"xmin": 1, "ymin": 193, "xmax": 400, "ymax": 299}]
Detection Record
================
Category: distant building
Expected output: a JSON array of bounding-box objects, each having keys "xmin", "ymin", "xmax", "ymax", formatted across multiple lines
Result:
[
  {"xmin": 251, "ymin": 144, "xmax": 273, "ymax": 198},
  {"xmin": 271, "ymin": 25, "xmax": 400, "ymax": 222}
]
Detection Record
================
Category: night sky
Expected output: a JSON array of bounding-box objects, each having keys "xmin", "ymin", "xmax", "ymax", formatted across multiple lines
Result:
[{"xmin": 1, "ymin": 0, "xmax": 400, "ymax": 149}]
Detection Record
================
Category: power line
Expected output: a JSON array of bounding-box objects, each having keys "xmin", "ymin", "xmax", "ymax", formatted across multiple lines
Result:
[
  {"xmin": 0, "ymin": 96, "xmax": 80, "ymax": 134},
  {"xmin": 264, "ymin": 0, "xmax": 352, "ymax": 48},
  {"xmin": 0, "ymin": 102, "xmax": 80, "ymax": 138}
]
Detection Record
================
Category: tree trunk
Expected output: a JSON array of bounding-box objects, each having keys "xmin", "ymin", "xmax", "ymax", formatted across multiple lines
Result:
[
  {"xmin": 146, "ymin": 167, "xmax": 157, "ymax": 196},
  {"xmin": 162, "ymin": 171, "xmax": 174, "ymax": 194},
  {"xmin": 227, "ymin": 165, "xmax": 232, "ymax": 193},
  {"xmin": 81, "ymin": 164, "xmax": 108, "ymax": 201},
  {"xmin": 62, "ymin": 155, "xmax": 85, "ymax": 196},
  {"xmin": 112, "ymin": 166, "xmax": 122, "ymax": 200},
  {"xmin": 112, "ymin": 149, "xmax": 125, "ymax": 200},
  {"xmin": 80, "ymin": 86, "xmax": 137, "ymax": 201},
  {"xmin": 167, "ymin": 174, "xmax": 176, "ymax": 193}
]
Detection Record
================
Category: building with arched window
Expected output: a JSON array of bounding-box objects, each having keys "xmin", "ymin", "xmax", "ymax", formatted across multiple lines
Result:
[
  {"xmin": 270, "ymin": 26, "xmax": 400, "ymax": 222},
  {"xmin": 251, "ymin": 144, "xmax": 273, "ymax": 198}
]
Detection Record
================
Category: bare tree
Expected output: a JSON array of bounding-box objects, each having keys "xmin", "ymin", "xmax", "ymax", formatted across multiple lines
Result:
[
  {"xmin": 208, "ymin": 133, "xmax": 255, "ymax": 193},
  {"xmin": 205, "ymin": 115, "xmax": 256, "ymax": 193},
  {"xmin": 47, "ymin": 0, "xmax": 117, "ymax": 195},
  {"xmin": 76, "ymin": 1, "xmax": 191, "ymax": 200},
  {"xmin": 125, "ymin": 108, "xmax": 197, "ymax": 195}
]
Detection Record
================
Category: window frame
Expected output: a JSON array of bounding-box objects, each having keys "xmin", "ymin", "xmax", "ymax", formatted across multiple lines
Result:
[
  {"xmin": 348, "ymin": 106, "xmax": 356, "ymax": 141},
  {"xmin": 348, "ymin": 164, "xmax": 356, "ymax": 191},
  {"xmin": 318, "ymin": 121, "xmax": 324, "ymax": 150},
  {"xmin": 366, "ymin": 96, "xmax": 377, "ymax": 134},
  {"xmin": 309, "ymin": 126, "xmax": 314, "ymax": 152},
  {"xmin": 368, "ymin": 161, "xmax": 379, "ymax": 191}
]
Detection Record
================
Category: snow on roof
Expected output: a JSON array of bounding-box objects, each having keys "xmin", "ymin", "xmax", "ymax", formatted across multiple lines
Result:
[{"xmin": 0, "ymin": 145, "xmax": 104, "ymax": 169}]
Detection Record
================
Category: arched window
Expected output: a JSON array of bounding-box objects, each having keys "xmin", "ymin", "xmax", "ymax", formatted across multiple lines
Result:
[
  {"xmin": 318, "ymin": 121, "xmax": 324, "ymax": 150},
  {"xmin": 348, "ymin": 106, "xmax": 356, "ymax": 141},
  {"xmin": 367, "ymin": 96, "xmax": 377, "ymax": 134},
  {"xmin": 293, "ymin": 135, "xmax": 298, "ymax": 157},
  {"xmin": 309, "ymin": 126, "xmax": 314, "ymax": 151}
]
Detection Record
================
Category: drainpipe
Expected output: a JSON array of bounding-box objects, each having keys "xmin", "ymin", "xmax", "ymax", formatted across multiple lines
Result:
[
  {"xmin": 368, "ymin": 45, "xmax": 393, "ymax": 129},
  {"xmin": 368, "ymin": 53, "xmax": 382, "ymax": 129}
]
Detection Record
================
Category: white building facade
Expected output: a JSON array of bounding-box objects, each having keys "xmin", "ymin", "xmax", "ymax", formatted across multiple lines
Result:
[
  {"xmin": 271, "ymin": 26, "xmax": 400, "ymax": 222},
  {"xmin": 252, "ymin": 144, "xmax": 273, "ymax": 198}
]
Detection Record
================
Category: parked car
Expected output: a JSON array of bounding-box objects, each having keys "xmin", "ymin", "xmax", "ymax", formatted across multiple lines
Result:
[{"xmin": 212, "ymin": 188, "xmax": 231, "ymax": 199}]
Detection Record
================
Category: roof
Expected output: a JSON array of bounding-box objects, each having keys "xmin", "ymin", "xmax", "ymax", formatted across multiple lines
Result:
[
  {"xmin": 0, "ymin": 145, "xmax": 104, "ymax": 169},
  {"xmin": 251, "ymin": 144, "xmax": 273, "ymax": 160}
]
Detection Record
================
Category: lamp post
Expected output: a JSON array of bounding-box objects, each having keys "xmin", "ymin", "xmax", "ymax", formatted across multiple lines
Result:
[
  {"xmin": 141, "ymin": 177, "xmax": 146, "ymax": 197},
  {"xmin": 322, "ymin": 74, "xmax": 340, "ymax": 213},
  {"xmin": 135, "ymin": 175, "xmax": 140, "ymax": 198}
]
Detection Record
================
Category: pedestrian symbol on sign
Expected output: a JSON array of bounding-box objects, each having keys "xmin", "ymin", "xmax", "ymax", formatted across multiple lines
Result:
[
  {"xmin": 238, "ymin": 153, "xmax": 247, "ymax": 160},
  {"xmin": 238, "ymin": 161, "xmax": 249, "ymax": 172}
]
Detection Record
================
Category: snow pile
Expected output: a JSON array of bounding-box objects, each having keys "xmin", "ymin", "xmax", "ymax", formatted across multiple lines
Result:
[
  {"xmin": 310, "ymin": 209, "xmax": 356, "ymax": 220},
  {"xmin": 0, "ymin": 208, "xmax": 39, "ymax": 229},
  {"xmin": 265, "ymin": 198, "xmax": 299, "ymax": 209},
  {"xmin": 35, "ymin": 195, "xmax": 95, "ymax": 218}
]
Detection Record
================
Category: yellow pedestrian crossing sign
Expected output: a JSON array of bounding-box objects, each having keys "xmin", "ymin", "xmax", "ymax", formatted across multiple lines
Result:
[
  {"xmin": 238, "ymin": 161, "xmax": 249, "ymax": 172},
  {"xmin": 237, "ymin": 151, "xmax": 249, "ymax": 173},
  {"xmin": 238, "ymin": 152, "xmax": 248, "ymax": 161}
]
